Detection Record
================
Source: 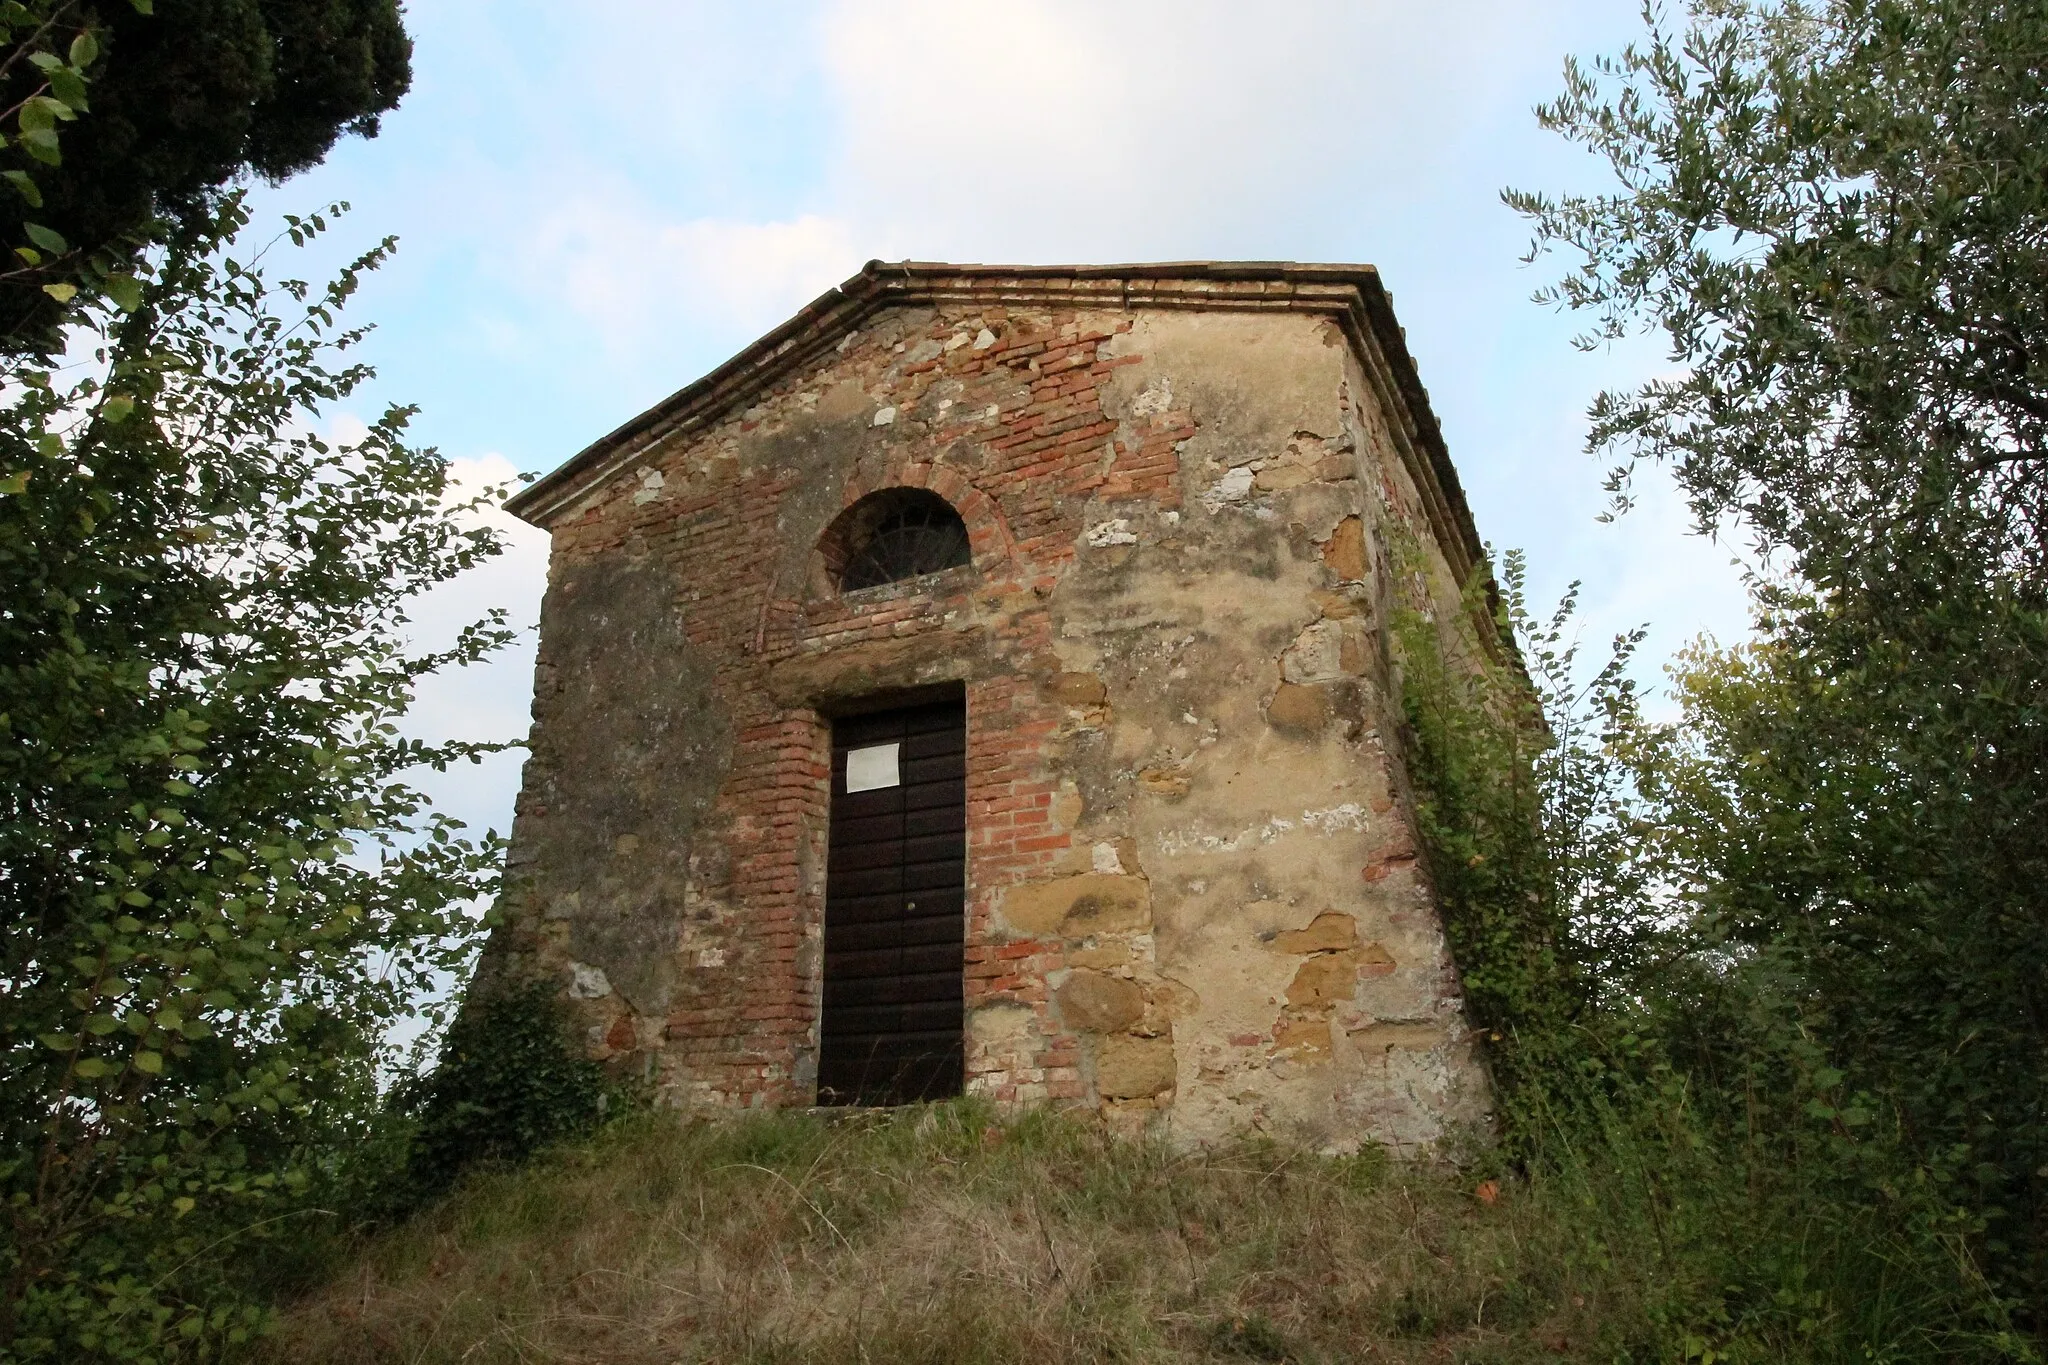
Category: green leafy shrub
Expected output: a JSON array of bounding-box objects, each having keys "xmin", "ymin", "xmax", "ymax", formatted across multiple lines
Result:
[
  {"xmin": 395, "ymin": 977, "xmax": 611, "ymax": 1198},
  {"xmin": 0, "ymin": 197, "xmax": 509, "ymax": 1361},
  {"xmin": 1388, "ymin": 545, "xmax": 2027, "ymax": 1360}
]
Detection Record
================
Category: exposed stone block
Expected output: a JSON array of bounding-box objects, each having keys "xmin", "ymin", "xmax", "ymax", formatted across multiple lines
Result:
[
  {"xmin": 1286, "ymin": 949, "xmax": 1363, "ymax": 1008},
  {"xmin": 1067, "ymin": 942, "xmax": 1133, "ymax": 970},
  {"xmin": 1322, "ymin": 515, "xmax": 1368, "ymax": 581},
  {"xmin": 1348, "ymin": 1022, "xmax": 1443, "ymax": 1053},
  {"xmin": 1283, "ymin": 620, "xmax": 1360, "ymax": 684},
  {"xmin": 1267, "ymin": 682, "xmax": 1331, "ymax": 734},
  {"xmin": 1270, "ymin": 912, "xmax": 1359, "ymax": 955},
  {"xmin": 1056, "ymin": 970, "xmax": 1145, "ymax": 1033},
  {"xmin": 1136, "ymin": 767, "xmax": 1191, "ymax": 797},
  {"xmin": 1096, "ymin": 1033, "xmax": 1177, "ymax": 1098},
  {"xmin": 1312, "ymin": 589, "xmax": 1364, "ymax": 619},
  {"xmin": 1001, "ymin": 873, "xmax": 1152, "ymax": 937},
  {"xmin": 1254, "ymin": 463, "xmax": 1316, "ymax": 492},
  {"xmin": 1044, "ymin": 671, "xmax": 1107, "ymax": 706},
  {"xmin": 1273, "ymin": 1018, "xmax": 1333, "ymax": 1058}
]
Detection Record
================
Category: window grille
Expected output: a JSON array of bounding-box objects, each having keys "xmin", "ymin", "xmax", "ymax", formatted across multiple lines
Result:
[{"xmin": 837, "ymin": 490, "xmax": 971, "ymax": 591}]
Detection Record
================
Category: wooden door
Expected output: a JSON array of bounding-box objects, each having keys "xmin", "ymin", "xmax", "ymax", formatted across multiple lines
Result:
[{"xmin": 819, "ymin": 699, "xmax": 966, "ymax": 1105}]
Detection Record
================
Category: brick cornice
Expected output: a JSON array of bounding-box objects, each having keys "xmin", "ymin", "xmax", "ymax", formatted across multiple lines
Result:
[{"xmin": 504, "ymin": 259, "xmax": 1484, "ymax": 587}]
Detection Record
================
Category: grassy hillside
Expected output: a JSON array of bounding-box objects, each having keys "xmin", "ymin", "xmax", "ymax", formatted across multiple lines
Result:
[{"xmin": 264, "ymin": 1097, "xmax": 1964, "ymax": 1365}]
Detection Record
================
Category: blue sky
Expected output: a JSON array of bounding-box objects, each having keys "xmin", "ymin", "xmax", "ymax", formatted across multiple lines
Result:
[{"xmin": 244, "ymin": 0, "xmax": 1756, "ymax": 841}]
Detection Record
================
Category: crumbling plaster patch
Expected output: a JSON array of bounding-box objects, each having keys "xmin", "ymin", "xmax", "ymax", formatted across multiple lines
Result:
[{"xmin": 1032, "ymin": 310, "xmax": 1486, "ymax": 1148}]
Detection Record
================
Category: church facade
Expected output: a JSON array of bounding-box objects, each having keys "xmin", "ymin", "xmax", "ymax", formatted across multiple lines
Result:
[{"xmin": 486, "ymin": 262, "xmax": 1497, "ymax": 1149}]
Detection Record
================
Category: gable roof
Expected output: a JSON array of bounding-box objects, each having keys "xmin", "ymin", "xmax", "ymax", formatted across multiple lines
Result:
[{"xmin": 504, "ymin": 260, "xmax": 1485, "ymax": 587}]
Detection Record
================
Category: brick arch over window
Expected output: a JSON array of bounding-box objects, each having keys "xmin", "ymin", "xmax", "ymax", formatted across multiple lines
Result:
[
  {"xmin": 818, "ymin": 488, "xmax": 969, "ymax": 591},
  {"xmin": 803, "ymin": 466, "xmax": 1014, "ymax": 599}
]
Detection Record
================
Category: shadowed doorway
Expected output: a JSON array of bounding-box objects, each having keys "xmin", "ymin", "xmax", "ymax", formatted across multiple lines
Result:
[{"xmin": 818, "ymin": 698, "xmax": 967, "ymax": 1104}]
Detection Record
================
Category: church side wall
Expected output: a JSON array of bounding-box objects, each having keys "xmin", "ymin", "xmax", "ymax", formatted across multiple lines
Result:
[{"xmin": 483, "ymin": 300, "xmax": 1492, "ymax": 1149}]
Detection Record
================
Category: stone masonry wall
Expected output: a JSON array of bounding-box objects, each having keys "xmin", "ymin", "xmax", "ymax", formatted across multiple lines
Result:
[{"xmin": 483, "ymin": 293, "xmax": 1494, "ymax": 1151}]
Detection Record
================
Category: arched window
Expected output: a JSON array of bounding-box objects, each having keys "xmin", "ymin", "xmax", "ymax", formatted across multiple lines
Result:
[{"xmin": 825, "ymin": 488, "xmax": 971, "ymax": 591}]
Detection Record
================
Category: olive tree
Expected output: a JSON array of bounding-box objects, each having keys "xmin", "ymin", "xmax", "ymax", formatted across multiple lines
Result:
[{"xmin": 1511, "ymin": 0, "xmax": 2048, "ymax": 1312}]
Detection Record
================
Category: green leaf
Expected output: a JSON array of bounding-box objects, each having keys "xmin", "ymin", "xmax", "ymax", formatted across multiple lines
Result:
[
  {"xmin": 0, "ymin": 469, "xmax": 28, "ymax": 495},
  {"xmin": 133, "ymin": 1050, "xmax": 163, "ymax": 1075},
  {"xmin": 46, "ymin": 66, "xmax": 86, "ymax": 110},
  {"xmin": 18, "ymin": 95, "xmax": 71, "ymax": 132},
  {"xmin": 41, "ymin": 281, "xmax": 76, "ymax": 303},
  {"xmin": 23, "ymin": 221, "xmax": 66, "ymax": 253},
  {"xmin": 128, "ymin": 0, "xmax": 153, "ymax": 12},
  {"xmin": 69, "ymin": 30, "xmax": 99, "ymax": 68},
  {"xmin": 37, "ymin": 1032, "xmax": 77, "ymax": 1052},
  {"xmin": 101, "ymin": 394, "xmax": 134, "ymax": 423},
  {"xmin": 19, "ymin": 126, "xmax": 60, "ymax": 165},
  {"xmin": 83, "ymin": 1013, "xmax": 120, "ymax": 1036},
  {"xmin": 104, "ymin": 274, "xmax": 142, "ymax": 311},
  {"xmin": 3, "ymin": 169, "xmax": 43, "ymax": 207},
  {"xmin": 72, "ymin": 1057, "xmax": 112, "ymax": 1078}
]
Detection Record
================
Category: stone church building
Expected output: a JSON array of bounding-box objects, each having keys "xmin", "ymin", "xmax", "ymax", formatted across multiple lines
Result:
[{"xmin": 486, "ymin": 261, "xmax": 1498, "ymax": 1150}]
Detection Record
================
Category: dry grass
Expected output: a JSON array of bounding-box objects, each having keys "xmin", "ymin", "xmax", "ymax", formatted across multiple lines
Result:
[{"xmin": 264, "ymin": 1099, "xmax": 1678, "ymax": 1364}]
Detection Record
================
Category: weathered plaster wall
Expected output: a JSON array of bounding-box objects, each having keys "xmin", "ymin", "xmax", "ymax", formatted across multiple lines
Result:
[{"xmin": 484, "ymin": 291, "xmax": 1493, "ymax": 1150}]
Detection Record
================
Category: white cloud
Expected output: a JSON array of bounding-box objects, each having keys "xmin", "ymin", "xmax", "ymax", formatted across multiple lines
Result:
[
  {"xmin": 525, "ymin": 200, "xmax": 864, "ymax": 353},
  {"xmin": 398, "ymin": 452, "xmax": 551, "ymax": 837},
  {"xmin": 815, "ymin": 0, "xmax": 1569, "ymax": 261},
  {"xmin": 322, "ymin": 410, "xmax": 374, "ymax": 448},
  {"xmin": 483, "ymin": 0, "xmax": 1605, "ymax": 341}
]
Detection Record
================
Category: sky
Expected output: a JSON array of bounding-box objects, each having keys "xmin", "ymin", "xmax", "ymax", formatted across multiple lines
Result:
[{"xmin": 244, "ymin": 0, "xmax": 1757, "ymax": 844}]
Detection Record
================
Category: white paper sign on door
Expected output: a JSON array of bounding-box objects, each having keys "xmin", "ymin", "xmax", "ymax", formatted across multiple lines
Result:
[{"xmin": 845, "ymin": 742, "xmax": 901, "ymax": 793}]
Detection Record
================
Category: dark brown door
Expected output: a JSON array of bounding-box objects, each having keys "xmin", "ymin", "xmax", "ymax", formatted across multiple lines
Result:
[{"xmin": 819, "ymin": 699, "xmax": 966, "ymax": 1105}]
